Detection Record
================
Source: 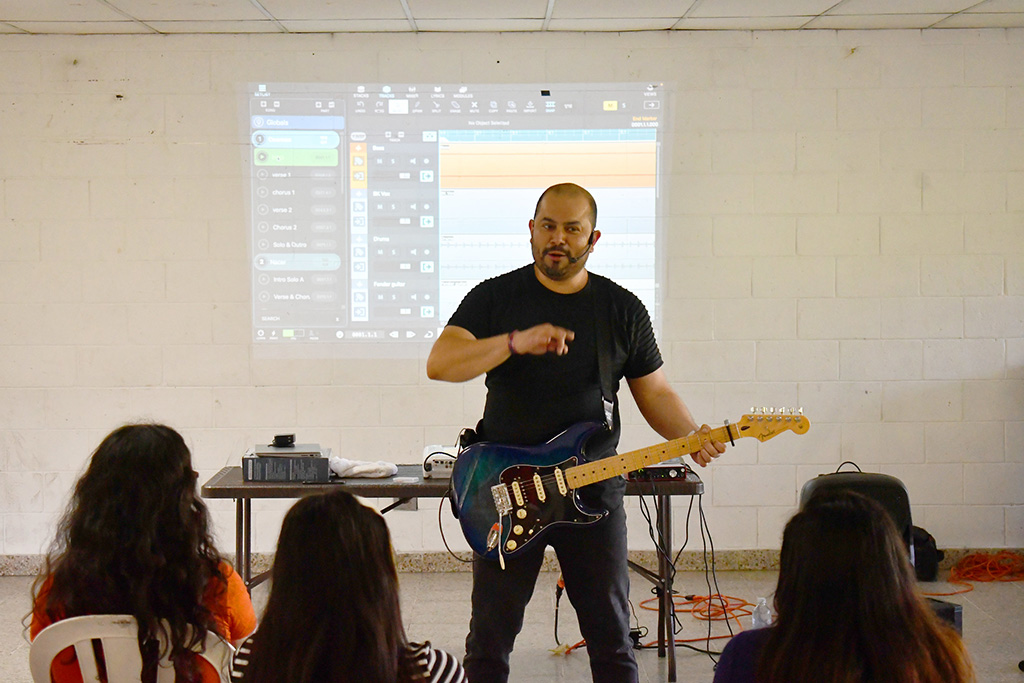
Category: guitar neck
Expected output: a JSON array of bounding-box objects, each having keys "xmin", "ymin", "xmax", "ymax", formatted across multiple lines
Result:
[{"xmin": 564, "ymin": 423, "xmax": 736, "ymax": 489}]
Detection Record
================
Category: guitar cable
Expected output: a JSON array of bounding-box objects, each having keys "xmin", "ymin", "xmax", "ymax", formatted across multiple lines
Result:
[
  {"xmin": 436, "ymin": 463, "xmax": 474, "ymax": 564},
  {"xmin": 674, "ymin": 493, "xmax": 696, "ymax": 566},
  {"xmin": 436, "ymin": 492, "xmax": 474, "ymax": 565},
  {"xmin": 434, "ymin": 431, "xmax": 477, "ymax": 565},
  {"xmin": 632, "ymin": 492, "xmax": 739, "ymax": 660},
  {"xmin": 637, "ymin": 486, "xmax": 701, "ymax": 640},
  {"xmin": 637, "ymin": 493, "xmax": 678, "ymax": 594},
  {"xmin": 495, "ymin": 517, "xmax": 506, "ymax": 571},
  {"xmin": 554, "ymin": 574, "xmax": 565, "ymax": 645},
  {"xmin": 698, "ymin": 493, "xmax": 733, "ymax": 662},
  {"xmin": 635, "ymin": 485, "xmax": 694, "ymax": 644}
]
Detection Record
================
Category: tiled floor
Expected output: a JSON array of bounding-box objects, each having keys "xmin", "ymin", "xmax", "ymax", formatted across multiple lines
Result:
[{"xmin": 4, "ymin": 570, "xmax": 1023, "ymax": 682}]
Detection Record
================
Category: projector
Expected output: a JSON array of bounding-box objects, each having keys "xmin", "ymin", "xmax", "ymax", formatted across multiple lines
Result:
[{"xmin": 422, "ymin": 445, "xmax": 458, "ymax": 478}]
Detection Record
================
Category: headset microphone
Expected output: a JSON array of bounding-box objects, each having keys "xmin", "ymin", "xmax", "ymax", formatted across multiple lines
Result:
[{"xmin": 566, "ymin": 232, "xmax": 595, "ymax": 264}]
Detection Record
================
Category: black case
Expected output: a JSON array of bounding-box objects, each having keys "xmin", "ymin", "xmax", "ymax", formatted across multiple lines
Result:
[{"xmin": 799, "ymin": 471, "xmax": 914, "ymax": 565}]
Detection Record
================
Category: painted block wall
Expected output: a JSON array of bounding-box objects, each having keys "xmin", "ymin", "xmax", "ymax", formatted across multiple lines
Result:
[{"xmin": 0, "ymin": 28, "xmax": 1021, "ymax": 556}]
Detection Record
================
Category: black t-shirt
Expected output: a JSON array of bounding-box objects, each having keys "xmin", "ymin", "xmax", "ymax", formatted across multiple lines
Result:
[{"xmin": 447, "ymin": 265, "xmax": 663, "ymax": 509}]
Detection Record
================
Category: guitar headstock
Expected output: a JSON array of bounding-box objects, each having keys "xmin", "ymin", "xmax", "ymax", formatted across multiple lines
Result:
[{"xmin": 735, "ymin": 407, "xmax": 810, "ymax": 442}]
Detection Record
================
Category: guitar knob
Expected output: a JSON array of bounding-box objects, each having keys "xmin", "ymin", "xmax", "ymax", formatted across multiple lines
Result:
[
  {"xmin": 513, "ymin": 525, "xmax": 524, "ymax": 535},
  {"xmin": 505, "ymin": 540, "xmax": 517, "ymax": 551},
  {"xmin": 516, "ymin": 508, "xmax": 527, "ymax": 519}
]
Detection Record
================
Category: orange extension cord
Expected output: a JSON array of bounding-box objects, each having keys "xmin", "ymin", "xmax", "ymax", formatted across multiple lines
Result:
[
  {"xmin": 557, "ymin": 553, "xmax": 1024, "ymax": 654},
  {"xmin": 638, "ymin": 593, "xmax": 754, "ymax": 647},
  {"xmin": 922, "ymin": 550, "xmax": 1024, "ymax": 597},
  {"xmin": 555, "ymin": 593, "xmax": 753, "ymax": 655}
]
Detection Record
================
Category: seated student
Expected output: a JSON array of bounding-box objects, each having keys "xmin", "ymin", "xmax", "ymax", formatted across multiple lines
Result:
[
  {"xmin": 231, "ymin": 489, "xmax": 466, "ymax": 683},
  {"xmin": 713, "ymin": 489, "xmax": 973, "ymax": 683},
  {"xmin": 31, "ymin": 423, "xmax": 256, "ymax": 683}
]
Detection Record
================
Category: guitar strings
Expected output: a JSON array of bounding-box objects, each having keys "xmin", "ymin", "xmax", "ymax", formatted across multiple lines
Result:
[
  {"xmin": 501, "ymin": 419, "xmax": 797, "ymax": 502},
  {"xmin": 502, "ymin": 447, "xmax": 675, "ymax": 498},
  {"xmin": 498, "ymin": 428, "xmax": 720, "ymax": 501}
]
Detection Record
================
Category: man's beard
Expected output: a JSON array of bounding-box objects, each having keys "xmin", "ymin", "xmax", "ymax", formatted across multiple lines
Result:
[{"xmin": 534, "ymin": 245, "xmax": 585, "ymax": 281}]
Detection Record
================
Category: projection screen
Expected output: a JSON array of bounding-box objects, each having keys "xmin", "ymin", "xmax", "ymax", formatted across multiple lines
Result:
[{"xmin": 246, "ymin": 81, "xmax": 669, "ymax": 356}]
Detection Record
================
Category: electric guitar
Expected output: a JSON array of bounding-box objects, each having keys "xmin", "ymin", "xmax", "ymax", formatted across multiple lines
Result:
[{"xmin": 450, "ymin": 410, "xmax": 810, "ymax": 563}]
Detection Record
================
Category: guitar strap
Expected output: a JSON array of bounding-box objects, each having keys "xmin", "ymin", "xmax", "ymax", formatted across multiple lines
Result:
[{"xmin": 590, "ymin": 280, "xmax": 615, "ymax": 430}]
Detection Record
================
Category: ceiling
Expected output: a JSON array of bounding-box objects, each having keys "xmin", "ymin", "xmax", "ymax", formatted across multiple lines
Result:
[{"xmin": 1, "ymin": 0, "xmax": 1023, "ymax": 35}]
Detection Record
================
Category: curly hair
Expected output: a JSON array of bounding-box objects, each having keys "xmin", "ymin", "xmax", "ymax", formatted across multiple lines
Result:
[
  {"xmin": 242, "ymin": 490, "xmax": 413, "ymax": 683},
  {"xmin": 757, "ymin": 489, "xmax": 973, "ymax": 683},
  {"xmin": 31, "ymin": 424, "xmax": 225, "ymax": 682}
]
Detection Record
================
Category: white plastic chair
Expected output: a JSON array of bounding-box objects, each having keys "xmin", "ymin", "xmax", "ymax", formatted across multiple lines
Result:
[{"xmin": 30, "ymin": 614, "xmax": 235, "ymax": 683}]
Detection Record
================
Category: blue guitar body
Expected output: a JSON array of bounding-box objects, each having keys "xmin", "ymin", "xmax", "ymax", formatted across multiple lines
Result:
[
  {"xmin": 449, "ymin": 411, "xmax": 812, "ymax": 561},
  {"xmin": 450, "ymin": 421, "xmax": 608, "ymax": 561}
]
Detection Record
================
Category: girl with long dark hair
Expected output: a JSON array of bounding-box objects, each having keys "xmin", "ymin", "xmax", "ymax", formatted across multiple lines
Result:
[
  {"xmin": 30, "ymin": 424, "xmax": 256, "ymax": 683},
  {"xmin": 231, "ymin": 489, "xmax": 466, "ymax": 683},
  {"xmin": 713, "ymin": 489, "xmax": 973, "ymax": 683}
]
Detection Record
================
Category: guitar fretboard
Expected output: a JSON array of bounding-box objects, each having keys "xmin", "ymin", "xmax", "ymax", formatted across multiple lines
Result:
[{"xmin": 564, "ymin": 423, "xmax": 736, "ymax": 489}]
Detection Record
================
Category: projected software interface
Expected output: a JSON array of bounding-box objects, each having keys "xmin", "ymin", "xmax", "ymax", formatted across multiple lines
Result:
[{"xmin": 248, "ymin": 82, "xmax": 666, "ymax": 345}]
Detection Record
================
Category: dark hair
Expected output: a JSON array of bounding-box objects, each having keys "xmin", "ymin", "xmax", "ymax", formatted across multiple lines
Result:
[
  {"xmin": 243, "ymin": 490, "xmax": 412, "ymax": 683},
  {"xmin": 32, "ymin": 424, "xmax": 224, "ymax": 682},
  {"xmin": 533, "ymin": 182, "xmax": 598, "ymax": 230},
  {"xmin": 757, "ymin": 490, "xmax": 973, "ymax": 683}
]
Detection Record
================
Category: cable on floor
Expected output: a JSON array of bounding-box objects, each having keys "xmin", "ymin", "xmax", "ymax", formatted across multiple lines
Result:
[
  {"xmin": 923, "ymin": 550, "xmax": 1024, "ymax": 596},
  {"xmin": 638, "ymin": 592, "xmax": 752, "ymax": 647}
]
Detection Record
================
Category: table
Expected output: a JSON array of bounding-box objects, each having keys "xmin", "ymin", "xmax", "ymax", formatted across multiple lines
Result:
[{"xmin": 202, "ymin": 464, "xmax": 702, "ymax": 682}]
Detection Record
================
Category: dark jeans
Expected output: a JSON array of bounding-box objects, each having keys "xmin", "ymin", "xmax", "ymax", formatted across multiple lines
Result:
[{"xmin": 463, "ymin": 503, "xmax": 638, "ymax": 683}]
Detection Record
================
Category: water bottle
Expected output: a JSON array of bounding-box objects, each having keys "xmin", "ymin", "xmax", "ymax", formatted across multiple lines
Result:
[{"xmin": 751, "ymin": 597, "xmax": 772, "ymax": 629}]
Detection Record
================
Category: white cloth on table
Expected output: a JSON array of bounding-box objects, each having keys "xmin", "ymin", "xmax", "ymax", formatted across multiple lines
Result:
[{"xmin": 328, "ymin": 457, "xmax": 398, "ymax": 478}]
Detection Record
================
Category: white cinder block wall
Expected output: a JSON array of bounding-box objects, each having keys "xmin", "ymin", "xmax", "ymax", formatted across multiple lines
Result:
[{"xmin": 1, "ymin": 29, "xmax": 1021, "ymax": 558}]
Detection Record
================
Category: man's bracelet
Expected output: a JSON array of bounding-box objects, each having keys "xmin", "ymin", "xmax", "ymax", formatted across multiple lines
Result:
[{"xmin": 508, "ymin": 330, "xmax": 518, "ymax": 355}]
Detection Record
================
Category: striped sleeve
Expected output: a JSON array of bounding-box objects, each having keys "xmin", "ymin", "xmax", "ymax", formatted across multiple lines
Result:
[
  {"xmin": 406, "ymin": 641, "xmax": 468, "ymax": 683},
  {"xmin": 230, "ymin": 635, "xmax": 255, "ymax": 681}
]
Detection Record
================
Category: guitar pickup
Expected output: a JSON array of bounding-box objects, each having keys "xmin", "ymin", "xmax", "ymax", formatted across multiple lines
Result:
[
  {"xmin": 533, "ymin": 472, "xmax": 546, "ymax": 502},
  {"xmin": 511, "ymin": 480, "xmax": 525, "ymax": 507}
]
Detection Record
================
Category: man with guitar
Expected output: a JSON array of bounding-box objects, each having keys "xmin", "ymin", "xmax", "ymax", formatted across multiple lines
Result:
[{"xmin": 426, "ymin": 182, "xmax": 726, "ymax": 683}]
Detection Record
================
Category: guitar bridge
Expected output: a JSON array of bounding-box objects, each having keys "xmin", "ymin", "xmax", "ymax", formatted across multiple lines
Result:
[{"xmin": 491, "ymin": 483, "xmax": 512, "ymax": 517}]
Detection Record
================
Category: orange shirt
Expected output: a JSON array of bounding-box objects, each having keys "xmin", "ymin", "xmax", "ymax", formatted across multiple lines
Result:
[{"xmin": 32, "ymin": 562, "xmax": 256, "ymax": 683}]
